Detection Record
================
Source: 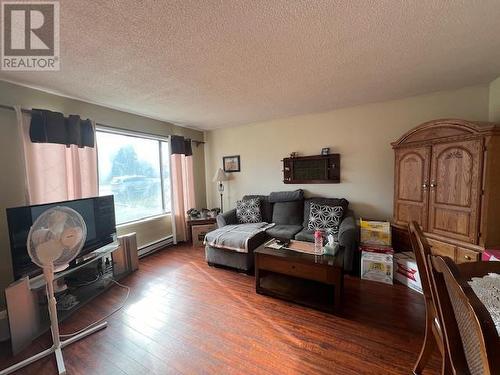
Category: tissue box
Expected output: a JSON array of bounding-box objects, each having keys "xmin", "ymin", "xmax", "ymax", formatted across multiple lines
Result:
[{"xmin": 394, "ymin": 252, "xmax": 423, "ymax": 294}]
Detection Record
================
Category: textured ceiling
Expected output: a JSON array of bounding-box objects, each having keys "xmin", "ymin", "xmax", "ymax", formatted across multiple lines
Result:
[{"xmin": 1, "ymin": 0, "xmax": 500, "ymax": 130}]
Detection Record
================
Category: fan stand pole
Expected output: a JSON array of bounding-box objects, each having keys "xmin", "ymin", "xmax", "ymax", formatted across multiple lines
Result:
[
  {"xmin": 45, "ymin": 266, "xmax": 66, "ymax": 374},
  {"xmin": 0, "ymin": 267, "xmax": 108, "ymax": 375}
]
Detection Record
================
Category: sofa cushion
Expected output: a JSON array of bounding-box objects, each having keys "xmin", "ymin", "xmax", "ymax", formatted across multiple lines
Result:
[
  {"xmin": 266, "ymin": 225, "xmax": 303, "ymax": 240},
  {"xmin": 243, "ymin": 195, "xmax": 273, "ymax": 223},
  {"xmin": 269, "ymin": 189, "xmax": 304, "ymax": 203},
  {"xmin": 236, "ymin": 198, "xmax": 262, "ymax": 223},
  {"xmin": 294, "ymin": 229, "xmax": 315, "ymax": 242},
  {"xmin": 302, "ymin": 198, "xmax": 349, "ymax": 228},
  {"xmin": 307, "ymin": 203, "xmax": 344, "ymax": 236},
  {"xmin": 272, "ymin": 201, "xmax": 304, "ymax": 225}
]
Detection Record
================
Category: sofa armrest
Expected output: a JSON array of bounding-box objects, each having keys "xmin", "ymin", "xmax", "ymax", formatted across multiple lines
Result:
[
  {"xmin": 217, "ymin": 209, "xmax": 237, "ymax": 228},
  {"xmin": 338, "ymin": 211, "xmax": 357, "ymax": 245},
  {"xmin": 338, "ymin": 211, "xmax": 359, "ymax": 273}
]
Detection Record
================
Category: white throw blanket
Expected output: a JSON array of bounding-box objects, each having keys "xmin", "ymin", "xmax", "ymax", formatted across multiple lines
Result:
[{"xmin": 204, "ymin": 223, "xmax": 274, "ymax": 253}]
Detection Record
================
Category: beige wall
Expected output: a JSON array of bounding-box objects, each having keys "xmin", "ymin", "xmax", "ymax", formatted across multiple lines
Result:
[
  {"xmin": 116, "ymin": 215, "xmax": 173, "ymax": 249},
  {"xmin": 205, "ymin": 85, "xmax": 490, "ymax": 221},
  {"xmin": 0, "ymin": 80, "xmax": 206, "ymax": 305},
  {"xmin": 489, "ymin": 76, "xmax": 500, "ymax": 122},
  {"xmin": 0, "ymin": 108, "xmax": 26, "ymax": 307}
]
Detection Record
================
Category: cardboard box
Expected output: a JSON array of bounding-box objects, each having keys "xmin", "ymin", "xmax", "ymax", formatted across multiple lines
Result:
[
  {"xmin": 360, "ymin": 219, "xmax": 392, "ymax": 246},
  {"xmin": 361, "ymin": 249, "xmax": 393, "ymax": 285},
  {"xmin": 394, "ymin": 252, "xmax": 423, "ymax": 294},
  {"xmin": 482, "ymin": 249, "xmax": 500, "ymax": 261},
  {"xmin": 192, "ymin": 224, "xmax": 216, "ymax": 247}
]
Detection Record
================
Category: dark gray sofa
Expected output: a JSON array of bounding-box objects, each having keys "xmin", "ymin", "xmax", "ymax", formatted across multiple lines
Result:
[{"xmin": 205, "ymin": 190, "xmax": 358, "ymax": 272}]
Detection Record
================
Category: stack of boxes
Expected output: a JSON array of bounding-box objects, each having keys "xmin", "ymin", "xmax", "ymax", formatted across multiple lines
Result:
[
  {"xmin": 359, "ymin": 219, "xmax": 394, "ymax": 285},
  {"xmin": 358, "ymin": 219, "xmax": 425, "ymax": 293}
]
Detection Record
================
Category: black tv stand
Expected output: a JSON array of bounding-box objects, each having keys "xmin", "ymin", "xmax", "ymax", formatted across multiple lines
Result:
[{"xmin": 5, "ymin": 241, "xmax": 122, "ymax": 355}]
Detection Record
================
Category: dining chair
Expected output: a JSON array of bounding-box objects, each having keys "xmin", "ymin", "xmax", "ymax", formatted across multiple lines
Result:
[
  {"xmin": 431, "ymin": 255, "xmax": 500, "ymax": 375},
  {"xmin": 408, "ymin": 222, "xmax": 451, "ymax": 374}
]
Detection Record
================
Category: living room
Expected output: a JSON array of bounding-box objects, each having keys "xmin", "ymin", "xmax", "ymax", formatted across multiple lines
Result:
[{"xmin": 0, "ymin": 1, "xmax": 499, "ymax": 374}]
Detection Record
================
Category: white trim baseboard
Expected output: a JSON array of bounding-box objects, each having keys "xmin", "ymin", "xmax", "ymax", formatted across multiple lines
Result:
[{"xmin": 138, "ymin": 235, "xmax": 174, "ymax": 258}]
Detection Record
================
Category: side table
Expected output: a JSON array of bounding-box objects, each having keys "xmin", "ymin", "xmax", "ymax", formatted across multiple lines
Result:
[{"xmin": 186, "ymin": 217, "xmax": 217, "ymax": 244}]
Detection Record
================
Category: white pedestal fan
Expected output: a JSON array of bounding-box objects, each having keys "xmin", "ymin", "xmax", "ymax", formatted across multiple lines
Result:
[{"xmin": 0, "ymin": 207, "xmax": 108, "ymax": 375}]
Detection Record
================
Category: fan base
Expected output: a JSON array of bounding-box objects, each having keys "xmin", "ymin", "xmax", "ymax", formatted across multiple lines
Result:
[{"xmin": 0, "ymin": 321, "xmax": 107, "ymax": 375}]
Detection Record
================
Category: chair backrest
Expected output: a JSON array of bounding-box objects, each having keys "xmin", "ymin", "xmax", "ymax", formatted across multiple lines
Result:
[
  {"xmin": 408, "ymin": 222, "xmax": 434, "ymax": 299},
  {"xmin": 428, "ymin": 255, "xmax": 470, "ymax": 373},
  {"xmin": 409, "ymin": 222, "xmax": 465, "ymax": 369},
  {"xmin": 432, "ymin": 256, "xmax": 500, "ymax": 375}
]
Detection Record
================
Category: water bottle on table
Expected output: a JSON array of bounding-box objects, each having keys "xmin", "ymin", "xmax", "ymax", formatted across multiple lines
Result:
[{"xmin": 314, "ymin": 230, "xmax": 324, "ymax": 255}]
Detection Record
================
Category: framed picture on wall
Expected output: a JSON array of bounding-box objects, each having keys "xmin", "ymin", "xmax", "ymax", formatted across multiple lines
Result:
[{"xmin": 223, "ymin": 155, "xmax": 241, "ymax": 172}]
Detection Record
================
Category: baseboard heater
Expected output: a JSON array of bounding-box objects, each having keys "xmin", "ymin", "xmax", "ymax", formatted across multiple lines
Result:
[{"xmin": 138, "ymin": 235, "xmax": 174, "ymax": 258}]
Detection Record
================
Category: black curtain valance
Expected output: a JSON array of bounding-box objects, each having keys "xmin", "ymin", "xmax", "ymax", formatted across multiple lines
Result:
[
  {"xmin": 30, "ymin": 109, "xmax": 95, "ymax": 148},
  {"xmin": 171, "ymin": 135, "xmax": 192, "ymax": 156}
]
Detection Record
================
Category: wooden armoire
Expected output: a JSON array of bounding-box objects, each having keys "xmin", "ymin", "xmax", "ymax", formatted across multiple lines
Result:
[{"xmin": 391, "ymin": 119, "xmax": 500, "ymax": 263}]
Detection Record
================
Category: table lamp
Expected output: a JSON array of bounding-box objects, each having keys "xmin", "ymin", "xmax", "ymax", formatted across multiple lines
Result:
[{"xmin": 213, "ymin": 168, "xmax": 229, "ymax": 212}]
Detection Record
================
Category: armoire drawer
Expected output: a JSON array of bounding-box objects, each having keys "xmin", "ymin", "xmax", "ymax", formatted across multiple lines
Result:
[
  {"xmin": 456, "ymin": 248, "xmax": 481, "ymax": 264},
  {"xmin": 427, "ymin": 238, "xmax": 456, "ymax": 259}
]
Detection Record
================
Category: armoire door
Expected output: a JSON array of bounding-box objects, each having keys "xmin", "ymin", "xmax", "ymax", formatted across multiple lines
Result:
[
  {"xmin": 394, "ymin": 147, "xmax": 431, "ymax": 229},
  {"xmin": 428, "ymin": 139, "xmax": 483, "ymax": 243}
]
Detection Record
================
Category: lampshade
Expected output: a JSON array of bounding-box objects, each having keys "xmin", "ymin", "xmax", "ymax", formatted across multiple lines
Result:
[{"xmin": 213, "ymin": 168, "xmax": 229, "ymax": 182}]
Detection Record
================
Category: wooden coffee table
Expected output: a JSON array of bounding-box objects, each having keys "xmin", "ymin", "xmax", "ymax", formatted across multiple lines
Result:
[{"xmin": 254, "ymin": 241, "xmax": 344, "ymax": 313}]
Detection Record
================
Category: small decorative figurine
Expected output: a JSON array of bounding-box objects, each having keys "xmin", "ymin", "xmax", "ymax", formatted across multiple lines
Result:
[
  {"xmin": 187, "ymin": 208, "xmax": 200, "ymax": 219},
  {"xmin": 208, "ymin": 208, "xmax": 221, "ymax": 218}
]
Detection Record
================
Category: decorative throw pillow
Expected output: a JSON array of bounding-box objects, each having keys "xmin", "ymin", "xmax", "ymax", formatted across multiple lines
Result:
[
  {"xmin": 236, "ymin": 198, "xmax": 262, "ymax": 223},
  {"xmin": 307, "ymin": 203, "xmax": 344, "ymax": 236}
]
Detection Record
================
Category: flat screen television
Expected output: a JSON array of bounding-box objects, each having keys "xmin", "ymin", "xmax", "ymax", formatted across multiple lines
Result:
[{"xmin": 6, "ymin": 195, "xmax": 116, "ymax": 280}]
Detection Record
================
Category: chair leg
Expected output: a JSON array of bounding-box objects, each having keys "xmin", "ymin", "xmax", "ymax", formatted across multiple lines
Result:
[
  {"xmin": 441, "ymin": 353, "xmax": 452, "ymax": 375},
  {"xmin": 413, "ymin": 313, "xmax": 436, "ymax": 374}
]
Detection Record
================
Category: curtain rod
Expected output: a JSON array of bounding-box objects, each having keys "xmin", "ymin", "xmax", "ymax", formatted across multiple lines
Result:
[
  {"xmin": 0, "ymin": 103, "xmax": 31, "ymax": 114},
  {"xmin": 0, "ymin": 103, "xmax": 206, "ymax": 146}
]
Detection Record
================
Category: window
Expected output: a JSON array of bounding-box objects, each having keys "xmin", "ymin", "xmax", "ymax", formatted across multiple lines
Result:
[{"xmin": 96, "ymin": 129, "xmax": 171, "ymax": 224}]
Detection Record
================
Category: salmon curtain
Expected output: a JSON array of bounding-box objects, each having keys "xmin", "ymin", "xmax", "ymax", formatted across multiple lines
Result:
[
  {"xmin": 170, "ymin": 136, "xmax": 196, "ymax": 242},
  {"xmin": 15, "ymin": 106, "xmax": 98, "ymax": 205}
]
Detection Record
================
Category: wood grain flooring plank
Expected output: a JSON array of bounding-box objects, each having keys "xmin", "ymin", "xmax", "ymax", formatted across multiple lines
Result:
[{"xmin": 0, "ymin": 244, "xmax": 440, "ymax": 375}]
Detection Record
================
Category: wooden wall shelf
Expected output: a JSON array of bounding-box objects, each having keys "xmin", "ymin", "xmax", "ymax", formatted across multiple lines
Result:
[{"xmin": 282, "ymin": 154, "xmax": 340, "ymax": 184}]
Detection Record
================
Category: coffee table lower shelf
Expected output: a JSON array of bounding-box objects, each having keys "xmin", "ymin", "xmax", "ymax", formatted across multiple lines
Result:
[
  {"xmin": 254, "ymin": 244, "xmax": 344, "ymax": 313},
  {"xmin": 256, "ymin": 272, "xmax": 341, "ymax": 313}
]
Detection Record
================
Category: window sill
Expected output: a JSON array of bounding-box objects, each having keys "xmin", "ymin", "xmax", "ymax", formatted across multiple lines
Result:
[{"xmin": 116, "ymin": 212, "xmax": 172, "ymax": 228}]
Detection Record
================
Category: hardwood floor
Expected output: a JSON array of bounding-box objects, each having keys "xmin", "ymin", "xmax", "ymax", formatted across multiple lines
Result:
[{"xmin": 0, "ymin": 244, "xmax": 440, "ymax": 374}]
